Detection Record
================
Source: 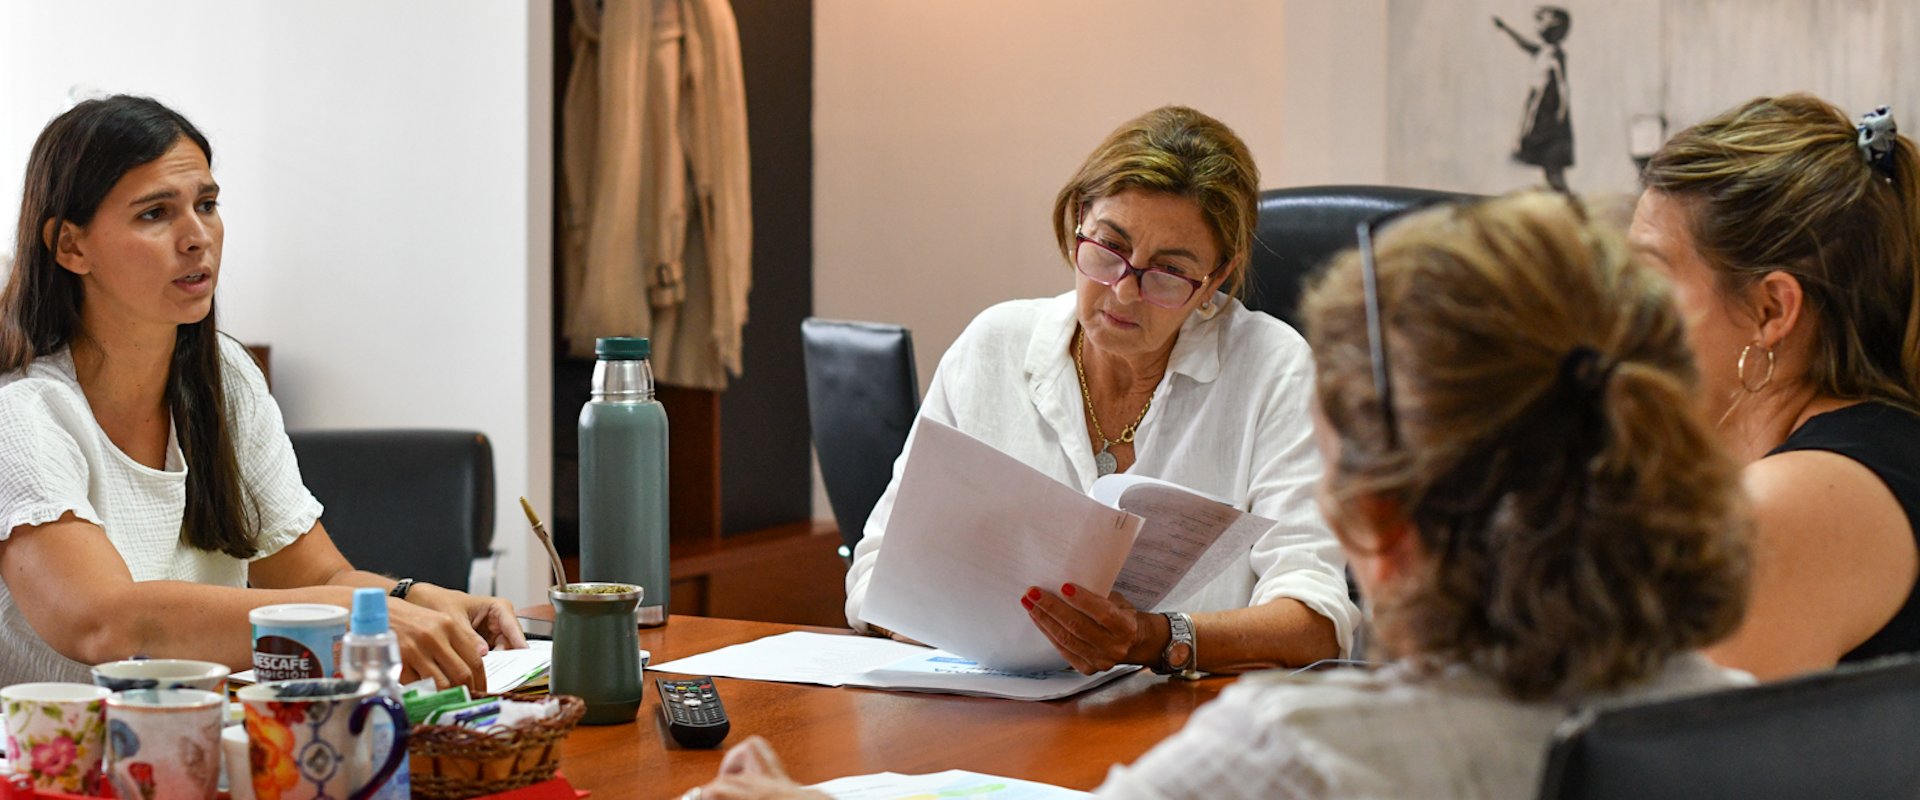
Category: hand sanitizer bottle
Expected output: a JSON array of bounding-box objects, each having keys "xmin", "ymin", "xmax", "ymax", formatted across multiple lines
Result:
[{"xmin": 342, "ymin": 588, "xmax": 411, "ymax": 800}]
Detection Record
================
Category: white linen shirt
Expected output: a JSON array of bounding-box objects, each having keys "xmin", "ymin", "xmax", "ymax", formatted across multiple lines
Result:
[
  {"xmin": 0, "ymin": 336, "xmax": 322, "ymax": 684},
  {"xmin": 844, "ymin": 292, "xmax": 1360, "ymax": 654},
  {"xmin": 1095, "ymin": 654, "xmax": 1750, "ymax": 799}
]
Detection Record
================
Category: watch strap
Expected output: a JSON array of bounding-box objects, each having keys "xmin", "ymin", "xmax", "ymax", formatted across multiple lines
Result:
[
  {"xmin": 389, "ymin": 578, "xmax": 416, "ymax": 600},
  {"xmin": 1153, "ymin": 611, "xmax": 1201, "ymax": 679}
]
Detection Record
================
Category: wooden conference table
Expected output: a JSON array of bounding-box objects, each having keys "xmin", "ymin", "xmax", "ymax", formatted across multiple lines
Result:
[{"xmin": 539, "ymin": 614, "xmax": 1227, "ymax": 799}]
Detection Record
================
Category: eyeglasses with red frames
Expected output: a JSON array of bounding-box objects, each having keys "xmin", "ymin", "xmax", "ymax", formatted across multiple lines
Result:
[{"xmin": 1072, "ymin": 230, "xmax": 1214, "ymax": 310}]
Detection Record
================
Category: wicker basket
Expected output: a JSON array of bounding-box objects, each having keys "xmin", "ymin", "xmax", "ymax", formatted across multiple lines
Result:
[{"xmin": 407, "ymin": 694, "xmax": 586, "ymax": 799}]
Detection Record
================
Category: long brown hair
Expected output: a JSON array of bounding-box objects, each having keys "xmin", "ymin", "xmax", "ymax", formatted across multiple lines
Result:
[
  {"xmin": 1642, "ymin": 94, "xmax": 1920, "ymax": 414},
  {"xmin": 3, "ymin": 95, "xmax": 260, "ymax": 558},
  {"xmin": 1051, "ymin": 106, "xmax": 1261, "ymax": 299},
  {"xmin": 1303, "ymin": 191, "xmax": 1750, "ymax": 700}
]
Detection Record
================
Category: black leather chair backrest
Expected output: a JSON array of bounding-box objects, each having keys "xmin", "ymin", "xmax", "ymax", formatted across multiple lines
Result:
[
  {"xmin": 288, "ymin": 429, "xmax": 495, "ymax": 592},
  {"xmin": 1537, "ymin": 655, "xmax": 1920, "ymax": 800},
  {"xmin": 1246, "ymin": 185, "xmax": 1482, "ymax": 327},
  {"xmin": 801, "ymin": 318, "xmax": 920, "ymax": 559}
]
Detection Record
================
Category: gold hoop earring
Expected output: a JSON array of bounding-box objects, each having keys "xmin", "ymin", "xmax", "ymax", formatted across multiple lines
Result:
[{"xmin": 1737, "ymin": 343, "xmax": 1775, "ymax": 393}]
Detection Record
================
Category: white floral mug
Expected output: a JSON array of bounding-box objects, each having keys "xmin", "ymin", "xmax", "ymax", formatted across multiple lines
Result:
[
  {"xmin": 1, "ymin": 682, "xmax": 111, "ymax": 794},
  {"xmin": 105, "ymin": 688, "xmax": 225, "ymax": 800}
]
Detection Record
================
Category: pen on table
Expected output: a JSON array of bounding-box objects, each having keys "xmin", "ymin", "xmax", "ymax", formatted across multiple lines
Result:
[{"xmin": 520, "ymin": 497, "xmax": 570, "ymax": 589}]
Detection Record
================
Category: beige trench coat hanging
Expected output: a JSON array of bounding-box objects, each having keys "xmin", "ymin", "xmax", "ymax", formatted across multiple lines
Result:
[{"xmin": 562, "ymin": 0, "xmax": 752, "ymax": 390}]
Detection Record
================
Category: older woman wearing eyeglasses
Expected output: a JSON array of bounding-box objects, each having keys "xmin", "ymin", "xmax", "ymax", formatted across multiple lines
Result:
[{"xmin": 842, "ymin": 106, "xmax": 1358, "ymax": 676}]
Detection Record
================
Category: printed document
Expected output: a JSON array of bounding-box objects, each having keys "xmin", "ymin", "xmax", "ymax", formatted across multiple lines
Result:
[
  {"xmin": 1092, "ymin": 474, "xmax": 1274, "ymax": 611},
  {"xmin": 647, "ymin": 631, "xmax": 1137, "ymax": 701},
  {"xmin": 860, "ymin": 419, "xmax": 1275, "ymax": 671},
  {"xmin": 648, "ymin": 631, "xmax": 923, "ymax": 685},
  {"xmin": 838, "ymin": 649, "xmax": 1136, "ymax": 701}
]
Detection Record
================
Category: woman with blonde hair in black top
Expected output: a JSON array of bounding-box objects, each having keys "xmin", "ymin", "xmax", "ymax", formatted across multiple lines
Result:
[{"xmin": 1634, "ymin": 93, "xmax": 1920, "ymax": 678}]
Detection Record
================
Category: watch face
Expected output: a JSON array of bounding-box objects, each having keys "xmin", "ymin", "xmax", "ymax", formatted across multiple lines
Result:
[{"xmin": 1167, "ymin": 642, "xmax": 1194, "ymax": 669}]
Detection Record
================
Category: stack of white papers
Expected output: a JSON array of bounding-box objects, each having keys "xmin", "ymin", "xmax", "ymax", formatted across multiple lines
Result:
[
  {"xmin": 861, "ymin": 419, "xmax": 1273, "ymax": 672},
  {"xmin": 647, "ymin": 631, "xmax": 1137, "ymax": 702},
  {"xmin": 482, "ymin": 640, "xmax": 556, "ymax": 692},
  {"xmin": 810, "ymin": 770, "xmax": 1091, "ymax": 799}
]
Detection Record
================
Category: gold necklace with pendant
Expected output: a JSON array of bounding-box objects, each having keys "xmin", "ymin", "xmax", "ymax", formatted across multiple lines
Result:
[{"xmin": 1073, "ymin": 328, "xmax": 1152, "ymax": 477}]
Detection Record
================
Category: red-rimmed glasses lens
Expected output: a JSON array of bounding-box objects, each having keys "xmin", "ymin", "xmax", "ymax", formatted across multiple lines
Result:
[{"xmin": 1073, "ymin": 236, "xmax": 1207, "ymax": 309}]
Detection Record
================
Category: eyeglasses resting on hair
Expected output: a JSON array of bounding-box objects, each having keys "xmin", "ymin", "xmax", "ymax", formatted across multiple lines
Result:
[{"xmin": 1354, "ymin": 191, "xmax": 1586, "ymax": 451}]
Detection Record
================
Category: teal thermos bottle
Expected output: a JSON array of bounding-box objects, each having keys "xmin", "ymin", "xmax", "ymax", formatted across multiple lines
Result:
[{"xmin": 578, "ymin": 336, "xmax": 671, "ymax": 626}]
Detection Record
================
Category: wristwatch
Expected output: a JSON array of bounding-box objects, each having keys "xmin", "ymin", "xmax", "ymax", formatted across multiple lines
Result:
[
  {"xmin": 1153, "ymin": 612, "xmax": 1202, "ymax": 680},
  {"xmin": 389, "ymin": 578, "xmax": 416, "ymax": 600}
]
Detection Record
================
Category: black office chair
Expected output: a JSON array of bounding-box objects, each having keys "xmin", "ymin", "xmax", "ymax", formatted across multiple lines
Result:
[
  {"xmin": 288, "ymin": 429, "xmax": 496, "ymax": 592},
  {"xmin": 1536, "ymin": 655, "xmax": 1920, "ymax": 800},
  {"xmin": 1246, "ymin": 185, "xmax": 1482, "ymax": 327},
  {"xmin": 801, "ymin": 318, "xmax": 920, "ymax": 561}
]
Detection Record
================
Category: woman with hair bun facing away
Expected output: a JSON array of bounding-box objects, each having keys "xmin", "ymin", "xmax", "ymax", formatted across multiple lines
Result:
[{"xmin": 1636, "ymin": 94, "xmax": 1920, "ymax": 678}]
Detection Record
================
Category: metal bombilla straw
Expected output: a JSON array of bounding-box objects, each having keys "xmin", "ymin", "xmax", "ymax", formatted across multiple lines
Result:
[{"xmin": 520, "ymin": 497, "xmax": 570, "ymax": 589}]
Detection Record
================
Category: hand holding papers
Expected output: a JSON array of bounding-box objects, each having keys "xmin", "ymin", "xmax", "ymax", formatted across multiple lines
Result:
[
  {"xmin": 860, "ymin": 420, "xmax": 1276, "ymax": 672},
  {"xmin": 861, "ymin": 420, "xmax": 1140, "ymax": 672}
]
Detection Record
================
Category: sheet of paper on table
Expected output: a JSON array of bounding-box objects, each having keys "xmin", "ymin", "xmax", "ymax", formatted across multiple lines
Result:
[
  {"xmin": 860, "ymin": 419, "xmax": 1143, "ymax": 673},
  {"xmin": 647, "ymin": 631, "xmax": 1137, "ymax": 702},
  {"xmin": 837, "ymin": 649, "xmax": 1136, "ymax": 701},
  {"xmin": 810, "ymin": 769, "xmax": 1092, "ymax": 799},
  {"xmin": 230, "ymin": 640, "xmax": 578, "ymax": 694}
]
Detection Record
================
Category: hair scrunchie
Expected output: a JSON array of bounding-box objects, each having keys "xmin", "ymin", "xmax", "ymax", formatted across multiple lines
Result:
[
  {"xmin": 1559, "ymin": 345, "xmax": 1616, "ymax": 403},
  {"xmin": 1858, "ymin": 105, "xmax": 1899, "ymax": 180}
]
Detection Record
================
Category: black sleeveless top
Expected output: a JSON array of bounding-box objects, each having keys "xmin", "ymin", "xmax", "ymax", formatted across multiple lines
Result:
[{"xmin": 1767, "ymin": 401, "xmax": 1920, "ymax": 662}]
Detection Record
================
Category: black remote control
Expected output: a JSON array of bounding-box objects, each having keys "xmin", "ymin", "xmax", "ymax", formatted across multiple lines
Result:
[{"xmin": 656, "ymin": 676, "xmax": 730, "ymax": 749}]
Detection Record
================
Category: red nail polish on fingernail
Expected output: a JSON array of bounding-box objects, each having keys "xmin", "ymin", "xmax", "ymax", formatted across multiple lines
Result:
[
  {"xmin": 1061, "ymin": 583, "xmax": 1076, "ymax": 597},
  {"xmin": 1026, "ymin": 587, "xmax": 1042, "ymax": 601},
  {"xmin": 1021, "ymin": 597, "xmax": 1035, "ymax": 610}
]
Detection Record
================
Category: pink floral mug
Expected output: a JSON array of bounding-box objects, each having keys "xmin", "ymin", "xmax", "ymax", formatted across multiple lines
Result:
[{"xmin": 1, "ymin": 682, "xmax": 111, "ymax": 794}]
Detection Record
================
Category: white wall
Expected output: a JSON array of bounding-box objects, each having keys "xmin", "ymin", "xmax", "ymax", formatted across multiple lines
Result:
[
  {"xmin": 812, "ymin": 0, "xmax": 1388, "ymax": 519},
  {"xmin": 2, "ymin": 1, "xmax": 554, "ymax": 608},
  {"xmin": 814, "ymin": 0, "xmax": 1387, "ymax": 397}
]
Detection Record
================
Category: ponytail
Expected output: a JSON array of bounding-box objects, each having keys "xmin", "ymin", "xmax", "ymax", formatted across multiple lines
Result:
[
  {"xmin": 1643, "ymin": 93, "xmax": 1920, "ymax": 413},
  {"xmin": 1888, "ymin": 135, "xmax": 1920, "ymax": 404}
]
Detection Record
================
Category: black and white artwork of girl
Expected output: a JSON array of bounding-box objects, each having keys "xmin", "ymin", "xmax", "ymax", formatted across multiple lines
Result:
[{"xmin": 1494, "ymin": 7, "xmax": 1574, "ymax": 191}]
